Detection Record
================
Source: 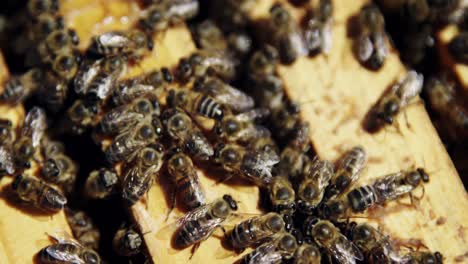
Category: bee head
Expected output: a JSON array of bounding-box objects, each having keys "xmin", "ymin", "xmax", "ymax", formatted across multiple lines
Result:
[
  {"xmin": 11, "ymin": 175, "xmax": 24, "ymax": 191},
  {"xmin": 270, "ymin": 3, "xmax": 290, "ymax": 26},
  {"xmin": 434, "ymin": 252, "xmax": 443, "ymax": 264},
  {"xmin": 81, "ymin": 249, "xmax": 101, "ymax": 264},
  {"xmin": 68, "ymin": 29, "xmax": 80, "ymax": 45},
  {"xmin": 417, "ymin": 167, "xmax": 430, "ymax": 183},
  {"xmin": 161, "ymin": 67, "xmax": 173, "ymax": 83},
  {"xmin": 43, "ymin": 158, "xmax": 60, "ymax": 179},
  {"xmin": 176, "ymin": 58, "xmax": 193, "ymax": 81},
  {"xmin": 222, "ymin": 194, "xmax": 238, "ymax": 210}
]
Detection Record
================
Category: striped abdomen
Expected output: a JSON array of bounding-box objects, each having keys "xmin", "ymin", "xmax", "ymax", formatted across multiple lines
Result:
[
  {"xmin": 39, "ymin": 242, "xmax": 80, "ymax": 263},
  {"xmin": 229, "ymin": 218, "xmax": 260, "ymax": 249},
  {"xmin": 37, "ymin": 184, "xmax": 67, "ymax": 212},
  {"xmin": 174, "ymin": 214, "xmax": 214, "ymax": 248},
  {"xmin": 195, "ymin": 94, "xmax": 224, "ymax": 120},
  {"xmin": 1, "ymin": 78, "xmax": 26, "ymax": 103},
  {"xmin": 176, "ymin": 172, "xmax": 205, "ymax": 210},
  {"xmin": 347, "ymin": 185, "xmax": 376, "ymax": 212}
]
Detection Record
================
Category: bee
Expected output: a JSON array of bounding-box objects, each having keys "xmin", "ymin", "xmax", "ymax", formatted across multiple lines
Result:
[
  {"xmin": 275, "ymin": 144, "xmax": 311, "ymax": 181},
  {"xmin": 324, "ymin": 146, "xmax": 367, "ymax": 200},
  {"xmin": 176, "ymin": 50, "xmax": 236, "ymax": 82},
  {"xmin": 105, "ymin": 114, "xmax": 163, "ymax": 164},
  {"xmin": 66, "ymin": 99, "xmax": 99, "ymax": 135},
  {"xmin": 65, "ymin": 208, "xmax": 101, "ymax": 251},
  {"xmin": 425, "ymin": 77, "xmax": 468, "ymax": 132},
  {"xmin": 162, "ymin": 108, "xmax": 214, "ymax": 161},
  {"xmin": 28, "ymin": 14, "xmax": 65, "ymax": 43},
  {"xmin": 0, "ymin": 68, "xmax": 44, "ymax": 104},
  {"xmin": 98, "ymin": 97, "xmax": 160, "ymax": 136},
  {"xmin": 225, "ymin": 212, "xmax": 285, "ymax": 250},
  {"xmin": 122, "ymin": 143, "xmax": 165, "ymax": 205},
  {"xmin": 293, "ymin": 243, "xmax": 321, "ymax": 264},
  {"xmin": 74, "ymin": 55, "xmax": 126, "ymax": 101},
  {"xmin": 0, "ymin": 119, "xmax": 15, "ymax": 174},
  {"xmin": 227, "ymin": 31, "xmax": 253, "ymax": 58},
  {"xmin": 83, "ymin": 168, "xmax": 119, "ymax": 200},
  {"xmin": 401, "ymin": 250, "xmax": 443, "ymax": 264},
  {"xmin": 214, "ymin": 108, "xmax": 270, "ymax": 144},
  {"xmin": 355, "ymin": 4, "xmax": 388, "ymax": 70},
  {"xmin": 209, "ymin": 0, "xmax": 255, "ymax": 32},
  {"xmin": 39, "ymin": 73, "xmax": 71, "ymax": 113},
  {"xmin": 111, "ymin": 68, "xmax": 172, "ymax": 106},
  {"xmin": 267, "ymin": 176, "xmax": 296, "ymax": 215},
  {"xmin": 157, "ymin": 195, "xmax": 238, "ymax": 253},
  {"xmin": 322, "ymin": 168, "xmax": 430, "ymax": 219},
  {"xmin": 213, "ymin": 142, "xmax": 280, "ymax": 186},
  {"xmin": 266, "ymin": 3, "xmax": 307, "ymax": 64},
  {"xmin": 303, "ymin": 218, "xmax": 363, "ymax": 264},
  {"xmin": 167, "ymin": 89, "xmax": 225, "ymax": 120},
  {"xmin": 192, "ymin": 20, "xmax": 227, "ymax": 51},
  {"xmin": 37, "ymin": 29, "xmax": 80, "ymax": 63},
  {"xmin": 38, "ymin": 232, "xmax": 101, "ymax": 264},
  {"xmin": 50, "ymin": 53, "xmax": 80, "ymax": 81},
  {"xmin": 41, "ymin": 152, "xmax": 77, "ymax": 194},
  {"xmin": 303, "ymin": 0, "xmax": 333, "ymax": 55},
  {"xmin": 167, "ymin": 152, "xmax": 206, "ymax": 213},
  {"xmin": 194, "ymin": 76, "xmax": 254, "ymax": 113},
  {"xmin": 13, "ymin": 107, "xmax": 47, "ymax": 171},
  {"xmin": 89, "ymin": 29, "xmax": 153, "ymax": 59},
  {"xmin": 112, "ymin": 226, "xmax": 143, "ymax": 256},
  {"xmin": 296, "ymin": 158, "xmax": 334, "ymax": 214},
  {"xmin": 270, "ymin": 101, "xmax": 304, "ymax": 140},
  {"xmin": 11, "ymin": 174, "xmax": 67, "ymax": 212},
  {"xmin": 27, "ymin": 0, "xmax": 59, "ymax": 17},
  {"xmin": 373, "ymin": 70, "xmax": 424, "ymax": 127},
  {"xmin": 346, "ymin": 222, "xmax": 403, "ymax": 263},
  {"xmin": 138, "ymin": 0, "xmax": 199, "ymax": 33},
  {"xmin": 240, "ymin": 232, "xmax": 298, "ymax": 264},
  {"xmin": 248, "ymin": 136, "xmax": 279, "ymax": 154}
]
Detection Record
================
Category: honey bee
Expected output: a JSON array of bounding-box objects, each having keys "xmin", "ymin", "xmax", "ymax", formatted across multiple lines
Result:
[
  {"xmin": 122, "ymin": 143, "xmax": 164, "ymax": 205},
  {"xmin": 65, "ymin": 208, "xmax": 101, "ymax": 251},
  {"xmin": 157, "ymin": 194, "xmax": 238, "ymax": 257},
  {"xmin": 304, "ymin": 218, "xmax": 363, "ymax": 264},
  {"xmin": 39, "ymin": 74, "xmax": 71, "ymax": 113},
  {"xmin": 0, "ymin": 119, "xmax": 14, "ymax": 143},
  {"xmin": 138, "ymin": 0, "xmax": 199, "ymax": 33},
  {"xmin": 74, "ymin": 55, "xmax": 126, "ymax": 101},
  {"xmin": 275, "ymin": 144, "xmax": 311, "ymax": 181},
  {"xmin": 248, "ymin": 136, "xmax": 279, "ymax": 154},
  {"xmin": 37, "ymin": 29, "xmax": 80, "ymax": 63},
  {"xmin": 214, "ymin": 108, "xmax": 270, "ymax": 144},
  {"xmin": 324, "ymin": 146, "xmax": 367, "ymax": 200},
  {"xmin": 213, "ymin": 142, "xmax": 280, "ymax": 185},
  {"xmin": 192, "ymin": 20, "xmax": 227, "ymax": 51},
  {"xmin": 50, "ymin": 53, "xmax": 80, "ymax": 81},
  {"xmin": 267, "ymin": 176, "xmax": 296, "ymax": 215},
  {"xmin": 162, "ymin": 108, "xmax": 214, "ymax": 161},
  {"xmin": 227, "ymin": 31, "xmax": 253, "ymax": 58},
  {"xmin": 209, "ymin": 0, "xmax": 255, "ymax": 32},
  {"xmin": 346, "ymin": 222, "xmax": 403, "ymax": 263},
  {"xmin": 270, "ymin": 101, "xmax": 304, "ymax": 140},
  {"xmin": 83, "ymin": 168, "xmax": 119, "ymax": 200},
  {"xmin": 225, "ymin": 212, "xmax": 285, "ymax": 250},
  {"xmin": 303, "ymin": 0, "xmax": 333, "ymax": 55},
  {"xmin": 11, "ymin": 174, "xmax": 67, "ymax": 212},
  {"xmin": 167, "ymin": 89, "xmax": 225, "ymax": 120},
  {"xmin": 28, "ymin": 13, "xmax": 65, "ymax": 43},
  {"xmin": 41, "ymin": 152, "xmax": 77, "ymax": 194},
  {"xmin": 0, "ymin": 68, "xmax": 44, "ymax": 104},
  {"xmin": 167, "ymin": 152, "xmax": 206, "ymax": 213},
  {"xmin": 111, "ymin": 68, "xmax": 172, "ymax": 106},
  {"xmin": 293, "ymin": 243, "xmax": 321, "ymax": 264},
  {"xmin": 13, "ymin": 107, "xmax": 47, "ymax": 170},
  {"xmin": 98, "ymin": 98, "xmax": 160, "ymax": 136},
  {"xmin": 425, "ymin": 77, "xmax": 468, "ymax": 132},
  {"xmin": 355, "ymin": 4, "xmax": 388, "ymax": 70},
  {"xmin": 112, "ymin": 226, "xmax": 142, "ymax": 256},
  {"xmin": 66, "ymin": 99, "xmax": 99, "ymax": 135},
  {"xmin": 373, "ymin": 70, "xmax": 423, "ymax": 127},
  {"xmin": 296, "ymin": 158, "xmax": 334, "ymax": 214},
  {"xmin": 240, "ymin": 232, "xmax": 298, "ymax": 264},
  {"xmin": 89, "ymin": 29, "xmax": 153, "ymax": 59},
  {"xmin": 322, "ymin": 168, "xmax": 430, "ymax": 219},
  {"xmin": 401, "ymin": 250, "xmax": 443, "ymax": 264},
  {"xmin": 266, "ymin": 3, "xmax": 307, "ymax": 64},
  {"xmin": 194, "ymin": 76, "xmax": 254, "ymax": 113},
  {"xmin": 105, "ymin": 114, "xmax": 163, "ymax": 164},
  {"xmin": 27, "ymin": 0, "xmax": 59, "ymax": 17},
  {"xmin": 176, "ymin": 50, "xmax": 237, "ymax": 82},
  {"xmin": 0, "ymin": 119, "xmax": 15, "ymax": 174},
  {"xmin": 38, "ymin": 232, "xmax": 101, "ymax": 264}
]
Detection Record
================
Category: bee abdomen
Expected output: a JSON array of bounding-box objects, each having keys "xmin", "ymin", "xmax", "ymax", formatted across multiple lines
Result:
[
  {"xmin": 40, "ymin": 186, "xmax": 67, "ymax": 211},
  {"xmin": 1, "ymin": 78, "xmax": 25, "ymax": 103},
  {"xmin": 175, "ymin": 220, "xmax": 203, "ymax": 248},
  {"xmin": 176, "ymin": 177, "xmax": 205, "ymax": 210},
  {"xmin": 230, "ymin": 220, "xmax": 255, "ymax": 248},
  {"xmin": 347, "ymin": 185, "xmax": 376, "ymax": 212},
  {"xmin": 197, "ymin": 95, "xmax": 224, "ymax": 120}
]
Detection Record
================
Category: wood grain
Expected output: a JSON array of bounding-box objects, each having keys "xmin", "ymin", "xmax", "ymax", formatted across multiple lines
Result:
[{"xmin": 250, "ymin": 0, "xmax": 468, "ymax": 263}]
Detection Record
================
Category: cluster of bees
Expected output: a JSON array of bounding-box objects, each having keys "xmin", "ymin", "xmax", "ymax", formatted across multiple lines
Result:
[{"xmin": 0, "ymin": 0, "xmax": 465, "ymax": 263}]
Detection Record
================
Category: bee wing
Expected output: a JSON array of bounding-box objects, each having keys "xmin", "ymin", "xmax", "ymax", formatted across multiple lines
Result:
[
  {"xmin": 100, "ymin": 107, "xmax": 143, "ymax": 134},
  {"xmin": 0, "ymin": 146, "xmax": 15, "ymax": 174},
  {"xmin": 44, "ymin": 245, "xmax": 85, "ymax": 264},
  {"xmin": 329, "ymin": 235, "xmax": 364, "ymax": 264},
  {"xmin": 399, "ymin": 71, "xmax": 423, "ymax": 106},
  {"xmin": 235, "ymin": 108, "xmax": 270, "ymax": 122},
  {"xmin": 207, "ymin": 82, "xmax": 254, "ymax": 112},
  {"xmin": 47, "ymin": 230, "xmax": 83, "ymax": 246},
  {"xmin": 357, "ymin": 35, "xmax": 373, "ymax": 62},
  {"xmin": 98, "ymin": 32, "xmax": 130, "ymax": 48},
  {"xmin": 246, "ymin": 242, "xmax": 282, "ymax": 264},
  {"xmin": 74, "ymin": 60, "xmax": 101, "ymax": 95},
  {"xmin": 22, "ymin": 107, "xmax": 46, "ymax": 147},
  {"xmin": 156, "ymin": 204, "xmax": 211, "ymax": 239},
  {"xmin": 242, "ymin": 150, "xmax": 280, "ymax": 184}
]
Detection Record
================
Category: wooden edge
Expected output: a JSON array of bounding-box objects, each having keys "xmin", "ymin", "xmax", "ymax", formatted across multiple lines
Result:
[
  {"xmin": 437, "ymin": 24, "xmax": 468, "ymax": 97},
  {"xmin": 250, "ymin": 0, "xmax": 468, "ymax": 262},
  {"xmin": 0, "ymin": 50, "xmax": 72, "ymax": 263},
  {"xmin": 63, "ymin": 1, "xmax": 262, "ymax": 263}
]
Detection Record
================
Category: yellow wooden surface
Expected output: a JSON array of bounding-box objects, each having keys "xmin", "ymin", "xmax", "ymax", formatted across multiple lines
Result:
[
  {"xmin": 0, "ymin": 51, "xmax": 72, "ymax": 263},
  {"xmin": 249, "ymin": 0, "xmax": 468, "ymax": 263}
]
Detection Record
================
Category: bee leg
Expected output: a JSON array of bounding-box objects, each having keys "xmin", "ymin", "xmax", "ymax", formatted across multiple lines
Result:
[
  {"xmin": 189, "ymin": 242, "xmax": 201, "ymax": 259},
  {"xmin": 403, "ymin": 110, "xmax": 412, "ymax": 131},
  {"xmin": 213, "ymin": 173, "xmax": 234, "ymax": 185},
  {"xmin": 165, "ymin": 188, "xmax": 177, "ymax": 222}
]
